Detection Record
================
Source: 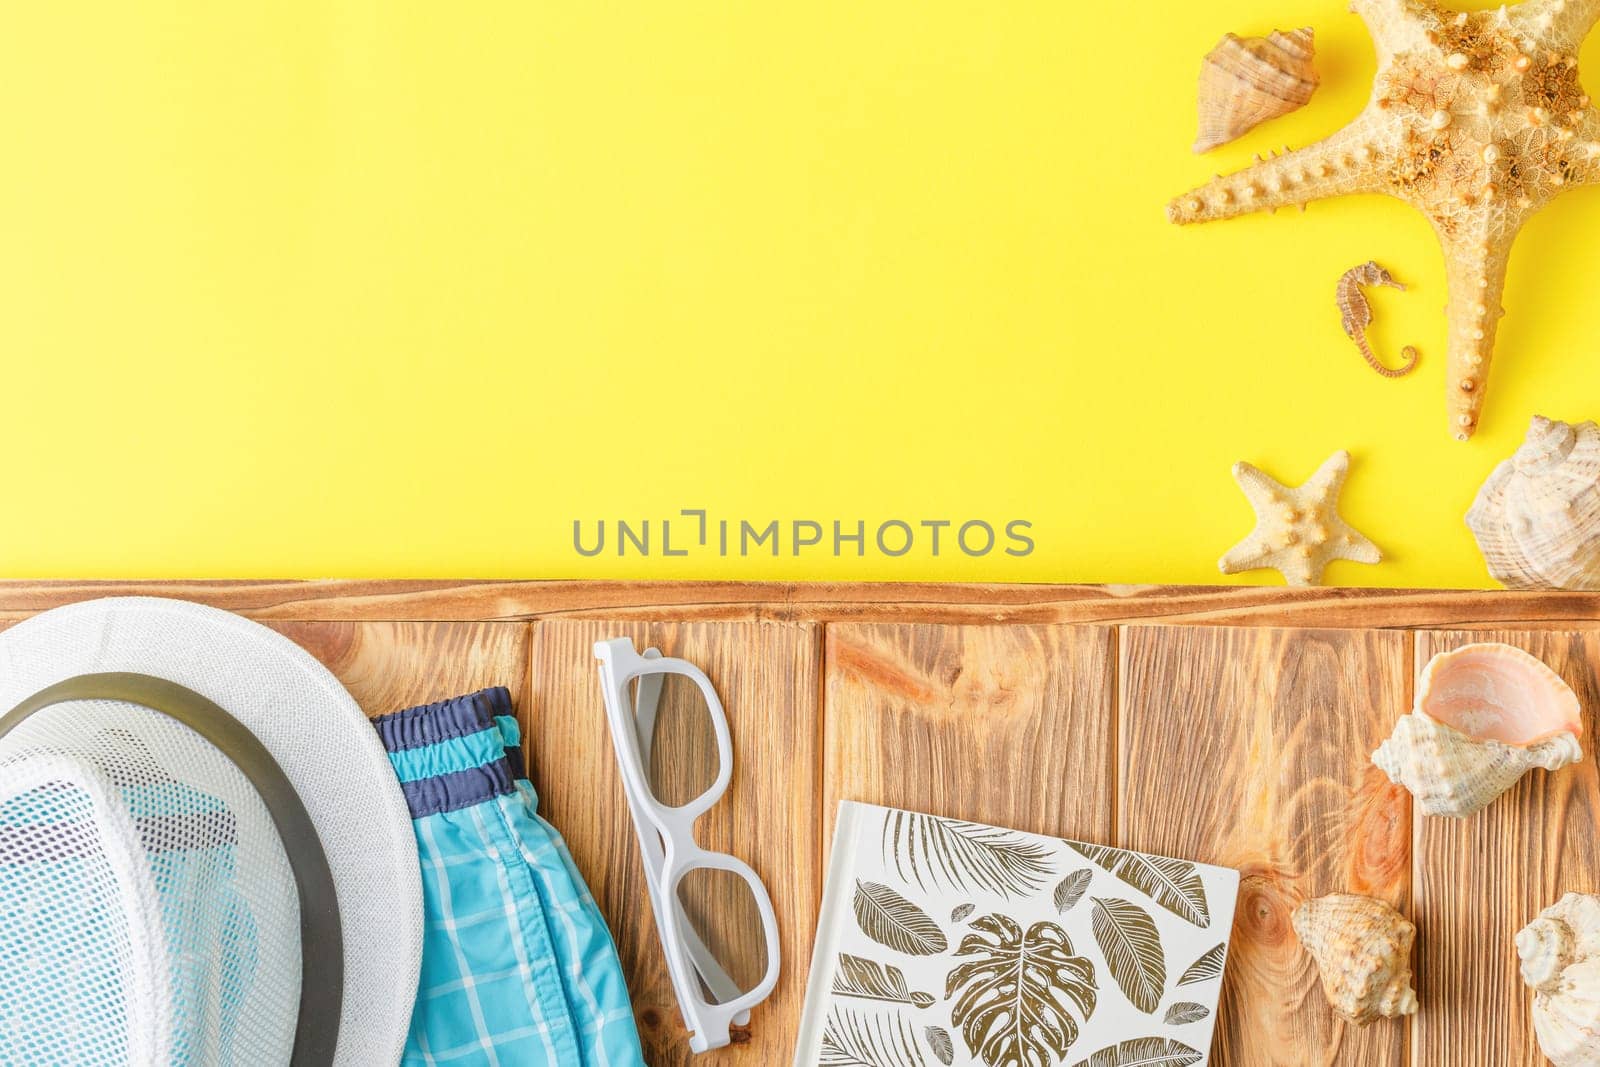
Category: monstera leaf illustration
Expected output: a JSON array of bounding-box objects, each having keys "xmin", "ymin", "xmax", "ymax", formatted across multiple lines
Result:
[
  {"xmin": 1054, "ymin": 870, "xmax": 1093, "ymax": 913},
  {"xmin": 1176, "ymin": 943, "xmax": 1227, "ymax": 987},
  {"xmin": 883, "ymin": 811, "xmax": 1055, "ymax": 898},
  {"xmin": 833, "ymin": 953, "xmax": 937, "ymax": 1008},
  {"xmin": 1090, "ymin": 897, "xmax": 1167, "ymax": 1014},
  {"xmin": 1069, "ymin": 1037, "xmax": 1203, "ymax": 1067},
  {"xmin": 945, "ymin": 914, "xmax": 1097, "ymax": 1067},
  {"xmin": 1066, "ymin": 842, "xmax": 1211, "ymax": 928},
  {"xmin": 821, "ymin": 1007, "xmax": 927, "ymax": 1067},
  {"xmin": 854, "ymin": 881, "xmax": 949, "ymax": 956}
]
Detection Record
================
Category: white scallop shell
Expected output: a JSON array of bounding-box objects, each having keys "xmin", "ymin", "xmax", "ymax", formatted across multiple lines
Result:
[
  {"xmin": 1519, "ymin": 894, "xmax": 1600, "ymax": 1066},
  {"xmin": 1371, "ymin": 643, "xmax": 1583, "ymax": 818},
  {"xmin": 1467, "ymin": 415, "xmax": 1600, "ymax": 590}
]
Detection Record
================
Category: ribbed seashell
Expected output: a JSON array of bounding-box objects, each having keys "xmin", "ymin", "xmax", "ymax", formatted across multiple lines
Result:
[
  {"xmin": 1467, "ymin": 416, "xmax": 1600, "ymax": 590},
  {"xmin": 1194, "ymin": 28, "xmax": 1319, "ymax": 153},
  {"xmin": 1519, "ymin": 894, "xmax": 1600, "ymax": 1066},
  {"xmin": 1372, "ymin": 643, "xmax": 1583, "ymax": 818},
  {"xmin": 1292, "ymin": 894, "xmax": 1417, "ymax": 1025}
]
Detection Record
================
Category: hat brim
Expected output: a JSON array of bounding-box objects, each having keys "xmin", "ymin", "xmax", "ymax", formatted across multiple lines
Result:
[{"xmin": 0, "ymin": 597, "xmax": 422, "ymax": 1066}]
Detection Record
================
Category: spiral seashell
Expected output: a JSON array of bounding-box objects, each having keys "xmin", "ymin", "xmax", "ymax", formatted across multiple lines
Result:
[
  {"xmin": 1519, "ymin": 894, "xmax": 1600, "ymax": 1066},
  {"xmin": 1467, "ymin": 416, "xmax": 1600, "ymax": 590},
  {"xmin": 1194, "ymin": 28, "xmax": 1319, "ymax": 153},
  {"xmin": 1292, "ymin": 894, "xmax": 1417, "ymax": 1025},
  {"xmin": 1372, "ymin": 643, "xmax": 1583, "ymax": 818}
]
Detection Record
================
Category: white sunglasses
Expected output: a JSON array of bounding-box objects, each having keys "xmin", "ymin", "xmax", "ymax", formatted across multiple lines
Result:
[{"xmin": 594, "ymin": 638, "xmax": 780, "ymax": 1053}]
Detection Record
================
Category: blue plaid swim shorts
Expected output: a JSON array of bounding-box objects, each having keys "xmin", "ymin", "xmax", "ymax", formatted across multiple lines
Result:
[{"xmin": 373, "ymin": 688, "xmax": 645, "ymax": 1067}]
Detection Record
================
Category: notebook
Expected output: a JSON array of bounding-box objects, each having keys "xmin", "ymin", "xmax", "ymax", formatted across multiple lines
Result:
[{"xmin": 794, "ymin": 802, "xmax": 1240, "ymax": 1067}]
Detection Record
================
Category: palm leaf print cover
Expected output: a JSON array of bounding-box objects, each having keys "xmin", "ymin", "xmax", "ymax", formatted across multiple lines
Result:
[{"xmin": 795, "ymin": 802, "xmax": 1240, "ymax": 1067}]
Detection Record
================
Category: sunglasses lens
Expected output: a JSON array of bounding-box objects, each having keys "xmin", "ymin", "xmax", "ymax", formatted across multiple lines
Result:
[
  {"xmin": 675, "ymin": 866, "xmax": 770, "ymax": 1005},
  {"xmin": 632, "ymin": 673, "xmax": 722, "ymax": 808}
]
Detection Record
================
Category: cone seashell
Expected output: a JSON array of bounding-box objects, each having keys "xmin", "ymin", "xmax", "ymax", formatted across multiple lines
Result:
[
  {"xmin": 1467, "ymin": 416, "xmax": 1600, "ymax": 591},
  {"xmin": 1193, "ymin": 28, "xmax": 1318, "ymax": 153},
  {"xmin": 1292, "ymin": 894, "xmax": 1417, "ymax": 1025},
  {"xmin": 1372, "ymin": 643, "xmax": 1583, "ymax": 818},
  {"xmin": 1518, "ymin": 893, "xmax": 1600, "ymax": 1066}
]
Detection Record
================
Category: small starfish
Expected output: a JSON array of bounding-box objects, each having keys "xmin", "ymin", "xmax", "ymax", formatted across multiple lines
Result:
[
  {"xmin": 1220, "ymin": 450, "xmax": 1383, "ymax": 586},
  {"xmin": 1170, "ymin": 0, "xmax": 1600, "ymax": 441}
]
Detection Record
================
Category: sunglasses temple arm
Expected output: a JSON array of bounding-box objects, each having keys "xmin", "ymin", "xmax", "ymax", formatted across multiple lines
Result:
[
  {"xmin": 639, "ymin": 825, "xmax": 744, "ymax": 1007},
  {"xmin": 673, "ymin": 903, "xmax": 744, "ymax": 1006},
  {"xmin": 633, "ymin": 652, "xmax": 665, "ymax": 766}
]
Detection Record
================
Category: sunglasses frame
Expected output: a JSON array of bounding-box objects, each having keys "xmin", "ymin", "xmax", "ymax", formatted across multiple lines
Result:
[{"xmin": 593, "ymin": 638, "xmax": 781, "ymax": 1053}]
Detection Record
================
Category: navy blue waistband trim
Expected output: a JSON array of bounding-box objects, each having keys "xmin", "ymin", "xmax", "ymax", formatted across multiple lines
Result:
[
  {"xmin": 401, "ymin": 760, "xmax": 517, "ymax": 819},
  {"xmin": 373, "ymin": 686, "xmax": 514, "ymax": 753},
  {"xmin": 375, "ymin": 686, "xmax": 522, "ymax": 818}
]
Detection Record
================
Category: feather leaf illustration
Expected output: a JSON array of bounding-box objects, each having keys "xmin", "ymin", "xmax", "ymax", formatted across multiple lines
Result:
[
  {"xmin": 924, "ymin": 1026, "xmax": 955, "ymax": 1066},
  {"xmin": 1162, "ymin": 1002, "xmax": 1209, "ymax": 1025},
  {"xmin": 821, "ymin": 1007, "xmax": 927, "ymax": 1067},
  {"xmin": 854, "ymin": 881, "xmax": 948, "ymax": 956},
  {"xmin": 883, "ymin": 811, "xmax": 1055, "ymax": 898},
  {"xmin": 951, "ymin": 903, "xmax": 975, "ymax": 924},
  {"xmin": 1176, "ymin": 943, "xmax": 1227, "ymax": 987},
  {"xmin": 945, "ymin": 914, "xmax": 1098, "ymax": 1067},
  {"xmin": 1055, "ymin": 869, "xmax": 1093, "ymax": 913},
  {"xmin": 1090, "ymin": 897, "xmax": 1167, "ymax": 1014},
  {"xmin": 833, "ymin": 953, "xmax": 937, "ymax": 1009},
  {"xmin": 1069, "ymin": 1037, "xmax": 1203, "ymax": 1067},
  {"xmin": 1066, "ymin": 842, "xmax": 1211, "ymax": 928}
]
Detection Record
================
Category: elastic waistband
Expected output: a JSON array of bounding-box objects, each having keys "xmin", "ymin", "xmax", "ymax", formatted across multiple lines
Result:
[{"xmin": 372, "ymin": 687, "xmax": 525, "ymax": 819}]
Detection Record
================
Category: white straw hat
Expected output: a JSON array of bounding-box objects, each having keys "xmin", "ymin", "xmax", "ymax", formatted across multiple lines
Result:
[{"xmin": 0, "ymin": 597, "xmax": 422, "ymax": 1065}]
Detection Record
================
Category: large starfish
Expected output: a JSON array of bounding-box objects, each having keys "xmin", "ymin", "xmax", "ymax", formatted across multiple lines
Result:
[{"xmin": 1169, "ymin": 0, "xmax": 1600, "ymax": 441}]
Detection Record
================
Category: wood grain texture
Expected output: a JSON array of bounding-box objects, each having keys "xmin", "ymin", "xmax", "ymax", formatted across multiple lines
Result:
[
  {"xmin": 823, "ymin": 622, "xmax": 1117, "ymax": 853},
  {"xmin": 1411, "ymin": 631, "xmax": 1600, "ymax": 1067},
  {"xmin": 1119, "ymin": 626, "xmax": 1413, "ymax": 1067},
  {"xmin": 267, "ymin": 620, "xmax": 531, "ymax": 719},
  {"xmin": 2, "ymin": 579, "xmax": 1600, "ymax": 628},
  {"xmin": 10, "ymin": 586, "xmax": 1600, "ymax": 1063},
  {"xmin": 527, "ymin": 619, "xmax": 821, "ymax": 1066}
]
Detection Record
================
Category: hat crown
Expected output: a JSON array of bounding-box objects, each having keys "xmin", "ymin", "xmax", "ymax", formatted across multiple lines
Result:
[{"xmin": 0, "ymin": 699, "xmax": 301, "ymax": 1065}]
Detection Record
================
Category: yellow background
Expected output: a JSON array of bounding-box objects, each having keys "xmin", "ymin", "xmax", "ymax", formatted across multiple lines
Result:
[{"xmin": 5, "ymin": 1, "xmax": 1598, "ymax": 586}]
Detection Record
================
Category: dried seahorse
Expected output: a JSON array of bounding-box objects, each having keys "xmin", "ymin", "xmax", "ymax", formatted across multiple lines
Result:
[{"xmin": 1337, "ymin": 261, "xmax": 1418, "ymax": 379}]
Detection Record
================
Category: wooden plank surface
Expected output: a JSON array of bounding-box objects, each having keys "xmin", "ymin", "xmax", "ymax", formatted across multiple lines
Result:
[
  {"xmin": 1118, "ymin": 626, "xmax": 1413, "ymax": 1066},
  {"xmin": 7, "ymin": 584, "xmax": 1600, "ymax": 1063},
  {"xmin": 526, "ymin": 619, "xmax": 822, "ymax": 1066},
  {"xmin": 2, "ymin": 579, "xmax": 1600, "ymax": 629},
  {"xmin": 822, "ymin": 622, "xmax": 1117, "ymax": 850},
  {"xmin": 269, "ymin": 619, "xmax": 531, "ymax": 719},
  {"xmin": 1411, "ymin": 631, "xmax": 1600, "ymax": 1067}
]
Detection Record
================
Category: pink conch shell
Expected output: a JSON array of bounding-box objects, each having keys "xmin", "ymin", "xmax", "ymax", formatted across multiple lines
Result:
[
  {"xmin": 1418, "ymin": 643, "xmax": 1581, "ymax": 746},
  {"xmin": 1373, "ymin": 643, "xmax": 1584, "ymax": 818}
]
